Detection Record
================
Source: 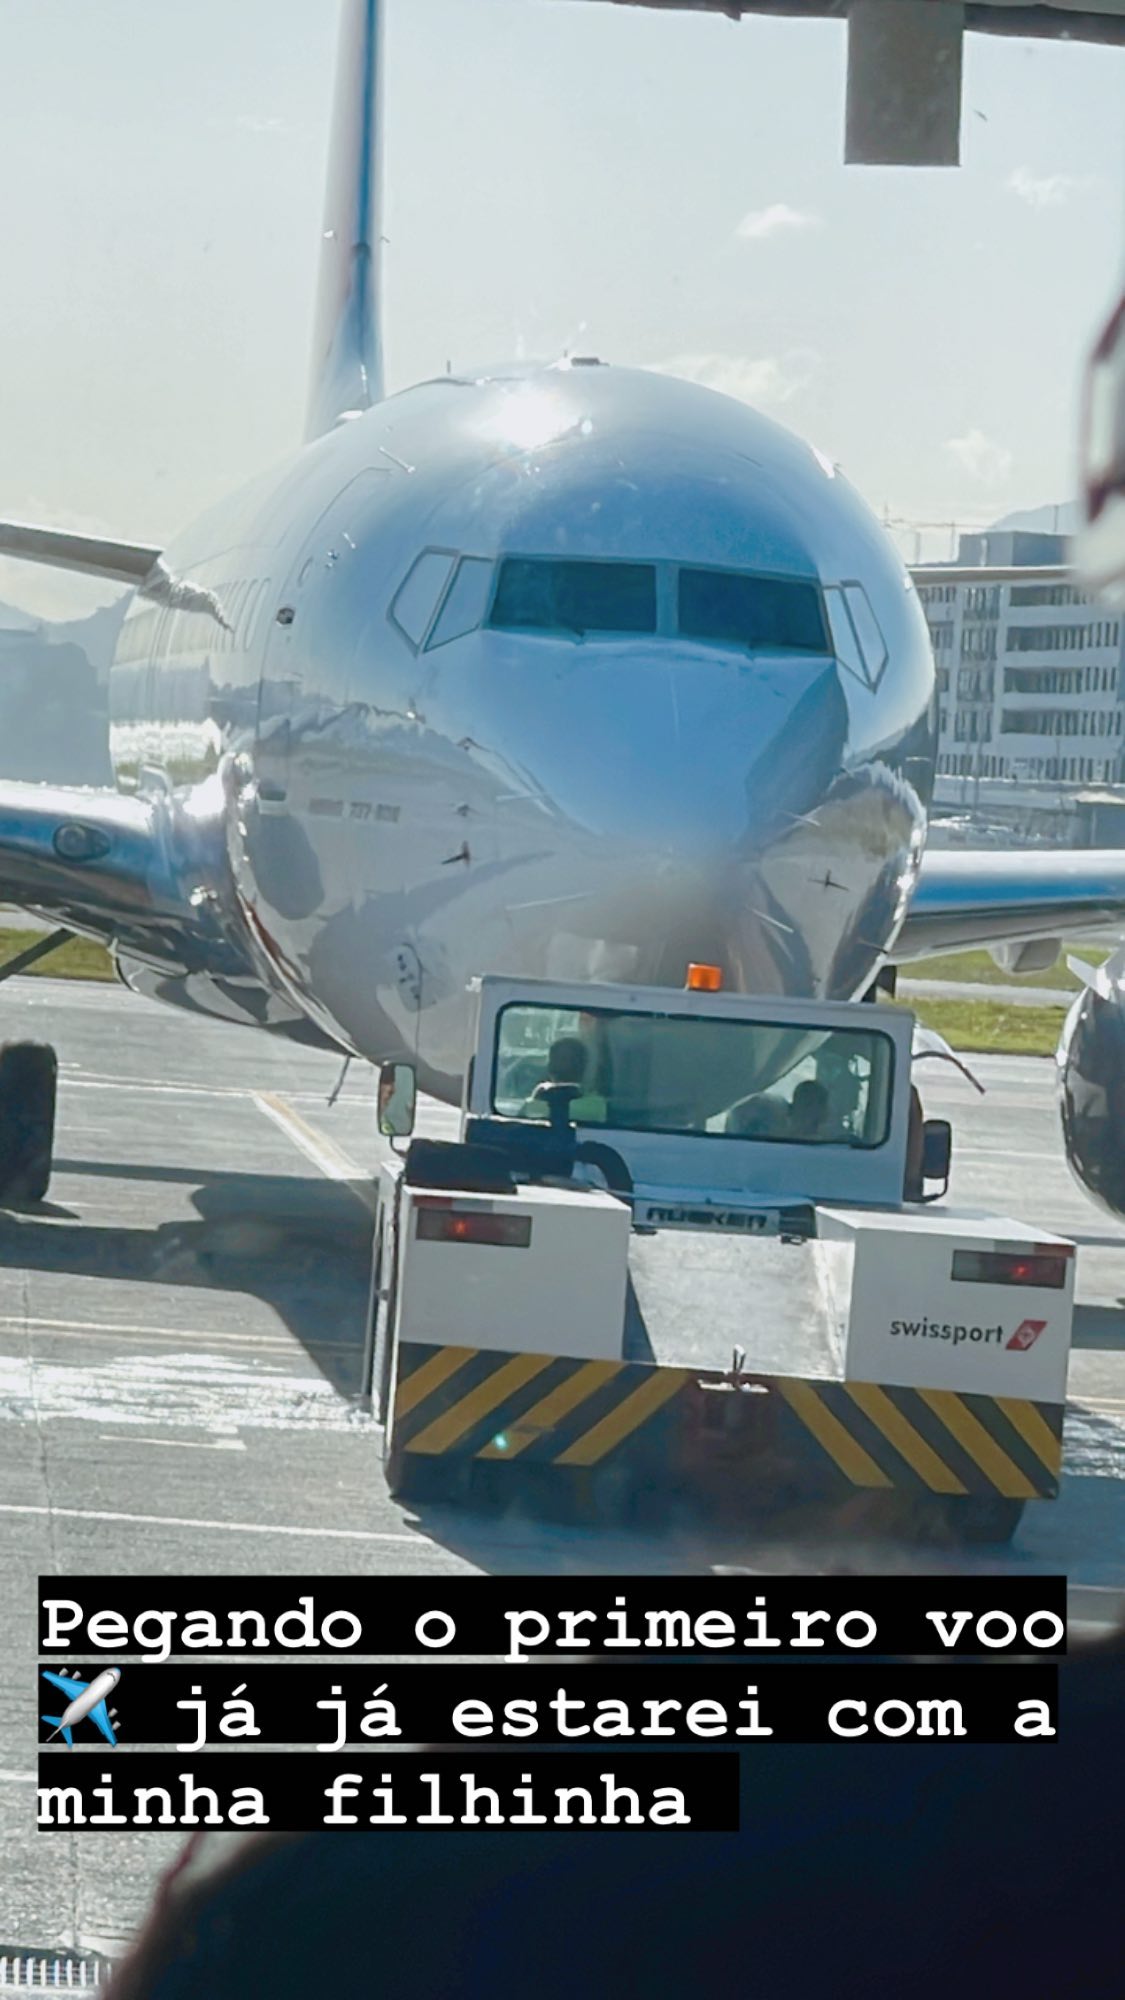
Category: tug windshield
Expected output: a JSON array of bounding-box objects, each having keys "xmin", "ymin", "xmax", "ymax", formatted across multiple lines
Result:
[{"xmin": 493, "ymin": 1003, "xmax": 895, "ymax": 1147}]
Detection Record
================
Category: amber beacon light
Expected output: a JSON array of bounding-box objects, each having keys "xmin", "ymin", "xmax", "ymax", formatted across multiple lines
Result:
[{"xmin": 686, "ymin": 963, "xmax": 723, "ymax": 992}]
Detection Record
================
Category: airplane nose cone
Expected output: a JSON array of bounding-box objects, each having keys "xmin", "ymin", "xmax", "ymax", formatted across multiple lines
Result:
[
  {"xmin": 486, "ymin": 648, "xmax": 915, "ymax": 996},
  {"xmin": 520, "ymin": 652, "xmax": 845, "ymax": 857}
]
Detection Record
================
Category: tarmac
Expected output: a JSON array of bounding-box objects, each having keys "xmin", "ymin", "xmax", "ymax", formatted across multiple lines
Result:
[{"xmin": 0, "ymin": 977, "xmax": 1122, "ymax": 1964}]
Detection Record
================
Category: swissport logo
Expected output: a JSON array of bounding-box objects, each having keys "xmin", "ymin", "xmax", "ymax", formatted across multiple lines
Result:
[
  {"xmin": 888, "ymin": 1317, "xmax": 1048, "ymax": 1351},
  {"xmin": 1006, "ymin": 1319, "xmax": 1047, "ymax": 1352}
]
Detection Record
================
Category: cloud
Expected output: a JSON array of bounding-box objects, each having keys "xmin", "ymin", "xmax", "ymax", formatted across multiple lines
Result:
[
  {"xmin": 653, "ymin": 350, "xmax": 820, "ymax": 409},
  {"xmin": 1005, "ymin": 166, "xmax": 1087, "ymax": 209},
  {"xmin": 735, "ymin": 203, "xmax": 820, "ymax": 243},
  {"xmin": 944, "ymin": 428, "xmax": 1013, "ymax": 487}
]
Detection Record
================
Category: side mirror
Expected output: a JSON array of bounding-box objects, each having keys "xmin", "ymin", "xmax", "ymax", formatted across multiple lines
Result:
[
  {"xmin": 377, "ymin": 1061, "xmax": 417, "ymax": 1139},
  {"xmin": 921, "ymin": 1118, "xmax": 952, "ymax": 1194}
]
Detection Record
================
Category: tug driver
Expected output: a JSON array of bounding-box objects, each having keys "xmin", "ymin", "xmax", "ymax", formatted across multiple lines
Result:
[{"xmin": 522, "ymin": 1035, "xmax": 608, "ymax": 1124}]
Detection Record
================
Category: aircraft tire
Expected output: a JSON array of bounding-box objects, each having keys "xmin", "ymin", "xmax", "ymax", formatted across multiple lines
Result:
[{"xmin": 0, "ymin": 1040, "xmax": 57, "ymax": 1204}]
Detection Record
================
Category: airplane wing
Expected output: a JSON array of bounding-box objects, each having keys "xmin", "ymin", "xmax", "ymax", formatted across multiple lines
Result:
[
  {"xmin": 41, "ymin": 1670, "xmax": 85, "ymax": 1698},
  {"xmin": 0, "ymin": 520, "xmax": 230, "ymax": 962},
  {"xmin": 894, "ymin": 847, "xmax": 1125, "ymax": 961},
  {"xmin": 0, "ymin": 520, "xmax": 161, "ymax": 587},
  {"xmin": 88, "ymin": 1701, "xmax": 118, "ymax": 1747},
  {"xmin": 0, "ymin": 517, "xmax": 235, "ymax": 624},
  {"xmin": 0, "ymin": 524, "xmax": 262, "ymax": 981}
]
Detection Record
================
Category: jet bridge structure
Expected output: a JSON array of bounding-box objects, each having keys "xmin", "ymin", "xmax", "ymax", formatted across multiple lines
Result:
[{"xmin": 562, "ymin": 0, "xmax": 1125, "ymax": 165}]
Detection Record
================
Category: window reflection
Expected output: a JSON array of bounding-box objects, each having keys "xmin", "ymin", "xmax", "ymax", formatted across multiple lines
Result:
[
  {"xmin": 678, "ymin": 567, "xmax": 829, "ymax": 653},
  {"xmin": 427, "ymin": 557, "xmax": 495, "ymax": 649},
  {"xmin": 390, "ymin": 550, "xmax": 457, "ymax": 648},
  {"xmin": 493, "ymin": 1001, "xmax": 893, "ymax": 1146},
  {"xmin": 490, "ymin": 558, "xmax": 657, "ymax": 636}
]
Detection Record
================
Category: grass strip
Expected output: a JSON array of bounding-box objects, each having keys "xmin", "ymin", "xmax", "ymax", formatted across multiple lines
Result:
[
  {"xmin": 896, "ymin": 995, "xmax": 1069, "ymax": 1057},
  {"xmin": 904, "ymin": 945, "xmax": 1109, "ymax": 991},
  {"xmin": 0, "ymin": 928, "xmax": 115, "ymax": 982}
]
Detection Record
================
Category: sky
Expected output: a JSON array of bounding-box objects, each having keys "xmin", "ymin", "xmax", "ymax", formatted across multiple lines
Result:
[{"xmin": 0, "ymin": 0, "xmax": 1123, "ymax": 617}]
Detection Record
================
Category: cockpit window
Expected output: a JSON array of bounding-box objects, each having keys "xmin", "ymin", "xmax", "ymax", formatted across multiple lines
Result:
[
  {"xmin": 823, "ymin": 581, "xmax": 889, "ymax": 690},
  {"xmin": 841, "ymin": 582, "xmax": 889, "ymax": 687},
  {"xmin": 678, "ymin": 568, "xmax": 829, "ymax": 654},
  {"xmin": 489, "ymin": 558, "xmax": 658, "ymax": 636},
  {"xmin": 390, "ymin": 549, "xmax": 457, "ymax": 648},
  {"xmin": 427, "ymin": 557, "xmax": 495, "ymax": 649}
]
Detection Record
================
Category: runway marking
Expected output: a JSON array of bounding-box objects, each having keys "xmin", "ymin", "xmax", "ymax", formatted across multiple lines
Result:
[
  {"xmin": 0, "ymin": 1311, "xmax": 340, "ymax": 1343},
  {"xmin": 0, "ymin": 1501, "xmax": 446, "ymax": 1548},
  {"xmin": 98, "ymin": 1433, "xmax": 247, "ymax": 1453},
  {"xmin": 63, "ymin": 1072, "xmax": 258, "ymax": 1100},
  {"xmin": 60, "ymin": 1069, "xmax": 374, "ymax": 1111},
  {"xmin": 957, "ymin": 1148, "xmax": 1062, "ymax": 1163},
  {"xmin": 0, "ymin": 1770, "xmax": 37, "ymax": 1785},
  {"xmin": 0, "ymin": 1329, "xmax": 315, "ymax": 1361},
  {"xmin": 0, "ymin": 1351, "xmax": 365, "ymax": 1434},
  {"xmin": 254, "ymin": 1093, "xmax": 376, "ymax": 1214},
  {"xmin": 0, "ymin": 1313, "xmax": 353, "ymax": 1356}
]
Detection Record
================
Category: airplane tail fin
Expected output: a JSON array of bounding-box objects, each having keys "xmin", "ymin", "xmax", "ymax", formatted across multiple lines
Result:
[
  {"xmin": 41, "ymin": 1715, "xmax": 74, "ymax": 1747},
  {"xmin": 306, "ymin": 0, "xmax": 386, "ymax": 440}
]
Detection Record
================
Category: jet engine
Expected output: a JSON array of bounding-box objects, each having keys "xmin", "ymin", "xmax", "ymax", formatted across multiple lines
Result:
[{"xmin": 1057, "ymin": 945, "xmax": 1125, "ymax": 1220}]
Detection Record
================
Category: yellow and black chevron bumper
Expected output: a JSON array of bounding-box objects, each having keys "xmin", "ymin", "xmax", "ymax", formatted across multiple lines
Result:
[{"xmin": 386, "ymin": 1341, "xmax": 1063, "ymax": 1503}]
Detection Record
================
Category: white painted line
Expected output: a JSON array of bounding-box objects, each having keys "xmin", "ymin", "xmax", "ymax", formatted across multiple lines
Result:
[
  {"xmin": 0, "ymin": 1322, "xmax": 306, "ymax": 1360},
  {"xmin": 0, "ymin": 1314, "xmax": 353, "ymax": 1354},
  {"xmin": 62, "ymin": 1072, "xmax": 255, "ymax": 1100},
  {"xmin": 254, "ymin": 1092, "xmax": 376, "ymax": 1214},
  {"xmin": 67, "ymin": 1323, "xmax": 293, "ymax": 1350},
  {"xmin": 0, "ymin": 1351, "xmax": 363, "ymax": 1433},
  {"xmin": 98, "ymin": 1434, "xmax": 247, "ymax": 1453},
  {"xmin": 0, "ymin": 1770, "xmax": 37, "ymax": 1785},
  {"xmin": 957, "ymin": 1148, "xmax": 1060, "ymax": 1162},
  {"xmin": 60, "ymin": 1070, "xmax": 372, "ymax": 1110},
  {"xmin": 0, "ymin": 1501, "xmax": 441, "ymax": 1548}
]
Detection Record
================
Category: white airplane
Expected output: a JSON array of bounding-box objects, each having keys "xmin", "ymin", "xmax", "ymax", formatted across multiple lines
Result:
[
  {"xmin": 40, "ymin": 1667, "xmax": 121, "ymax": 1748},
  {"xmin": 0, "ymin": 0, "xmax": 1123, "ymax": 1218}
]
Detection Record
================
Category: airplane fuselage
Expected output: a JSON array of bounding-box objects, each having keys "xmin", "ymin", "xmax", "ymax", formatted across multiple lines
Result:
[{"xmin": 110, "ymin": 362, "xmax": 936, "ymax": 1099}]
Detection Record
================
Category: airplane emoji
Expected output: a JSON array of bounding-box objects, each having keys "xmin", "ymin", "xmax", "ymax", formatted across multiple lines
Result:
[{"xmin": 40, "ymin": 1667, "xmax": 121, "ymax": 1747}]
